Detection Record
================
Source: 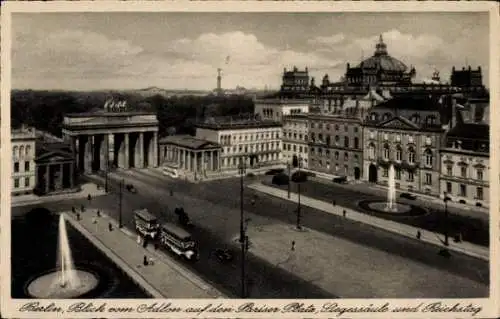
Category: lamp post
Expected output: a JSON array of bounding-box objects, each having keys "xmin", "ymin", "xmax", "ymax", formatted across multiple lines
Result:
[
  {"xmin": 287, "ymin": 161, "xmax": 291, "ymax": 199},
  {"xmin": 118, "ymin": 179, "xmax": 123, "ymax": 228},
  {"xmin": 238, "ymin": 159, "xmax": 247, "ymax": 298},
  {"xmin": 296, "ymin": 156, "xmax": 302, "ymax": 230},
  {"xmin": 443, "ymin": 192, "xmax": 449, "ymax": 246},
  {"xmin": 104, "ymin": 160, "xmax": 110, "ymax": 193}
]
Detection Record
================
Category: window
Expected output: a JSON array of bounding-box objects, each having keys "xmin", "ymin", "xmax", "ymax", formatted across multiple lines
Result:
[
  {"xmin": 446, "ymin": 182, "xmax": 452, "ymax": 193},
  {"xmin": 477, "ymin": 169, "xmax": 483, "ymax": 181},
  {"xmin": 310, "ymin": 133, "xmax": 316, "ymax": 142},
  {"xmin": 335, "ymin": 135, "xmax": 339, "ymax": 144},
  {"xmin": 335, "ymin": 124, "xmax": 339, "ymax": 131},
  {"xmin": 344, "ymin": 152, "xmax": 348, "ymax": 161},
  {"xmin": 14, "ymin": 162, "xmax": 19, "ymax": 173},
  {"xmin": 344, "ymin": 136, "xmax": 349, "ymax": 148},
  {"xmin": 354, "ymin": 127, "xmax": 358, "ymax": 133},
  {"xmin": 408, "ymin": 171, "xmax": 414, "ymax": 182},
  {"xmin": 354, "ymin": 154, "xmax": 359, "ymax": 162},
  {"xmin": 13, "ymin": 146, "xmax": 18, "ymax": 158},
  {"xmin": 425, "ymin": 173, "xmax": 432, "ymax": 185},
  {"xmin": 318, "ymin": 134, "xmax": 323, "ymax": 142},
  {"xmin": 460, "ymin": 184, "xmax": 467, "ymax": 197},
  {"xmin": 446, "ymin": 165, "xmax": 452, "ymax": 176},
  {"xmin": 299, "ymin": 146, "xmax": 303, "ymax": 153},
  {"xmin": 383, "ymin": 168, "xmax": 389, "ymax": 177},
  {"xmin": 14, "ymin": 178, "xmax": 19, "ymax": 188},
  {"xmin": 19, "ymin": 146, "xmax": 25, "ymax": 158},
  {"xmin": 25, "ymin": 161, "xmax": 30, "ymax": 172},
  {"xmin": 368, "ymin": 144, "xmax": 375, "ymax": 160},
  {"xmin": 25, "ymin": 177, "xmax": 30, "ymax": 187},
  {"xmin": 326, "ymin": 135, "xmax": 331, "ymax": 145},
  {"xmin": 335, "ymin": 151, "xmax": 339, "ymax": 160},
  {"xmin": 476, "ymin": 187, "xmax": 483, "ymax": 200},
  {"xmin": 310, "ymin": 123, "xmax": 315, "ymax": 129},
  {"xmin": 383, "ymin": 144, "xmax": 390, "ymax": 160},
  {"xmin": 395, "ymin": 168, "xmax": 401, "ymax": 180},
  {"xmin": 353, "ymin": 137, "xmax": 359, "ymax": 149},
  {"xmin": 408, "ymin": 147, "xmax": 415, "ymax": 163},
  {"xmin": 396, "ymin": 147, "xmax": 402, "ymax": 161},
  {"xmin": 461, "ymin": 166, "xmax": 467, "ymax": 178},
  {"xmin": 26, "ymin": 145, "xmax": 31, "ymax": 157},
  {"xmin": 319, "ymin": 123, "xmax": 323, "ymax": 129},
  {"xmin": 424, "ymin": 149, "xmax": 433, "ymax": 166}
]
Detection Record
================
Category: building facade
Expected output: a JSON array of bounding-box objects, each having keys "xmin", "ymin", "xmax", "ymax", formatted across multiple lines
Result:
[
  {"xmin": 158, "ymin": 135, "xmax": 222, "ymax": 180},
  {"xmin": 11, "ymin": 126, "xmax": 37, "ymax": 195},
  {"xmin": 254, "ymin": 99, "xmax": 310, "ymax": 122},
  {"xmin": 363, "ymin": 97, "xmax": 445, "ymax": 196},
  {"xmin": 35, "ymin": 142, "xmax": 76, "ymax": 195},
  {"xmin": 439, "ymin": 123, "xmax": 489, "ymax": 207},
  {"xmin": 195, "ymin": 119, "xmax": 282, "ymax": 170},
  {"xmin": 281, "ymin": 66, "xmax": 310, "ymax": 94},
  {"xmin": 62, "ymin": 100, "xmax": 159, "ymax": 174},
  {"xmin": 307, "ymin": 114, "xmax": 364, "ymax": 179},
  {"xmin": 282, "ymin": 114, "xmax": 309, "ymax": 168}
]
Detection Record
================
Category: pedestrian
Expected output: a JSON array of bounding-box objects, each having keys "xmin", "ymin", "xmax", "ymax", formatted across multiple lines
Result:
[
  {"xmin": 251, "ymin": 199, "xmax": 255, "ymax": 206},
  {"xmin": 72, "ymin": 206, "xmax": 76, "ymax": 214},
  {"xmin": 291, "ymin": 240, "xmax": 295, "ymax": 251},
  {"xmin": 343, "ymin": 210, "xmax": 346, "ymax": 218},
  {"xmin": 154, "ymin": 242, "xmax": 159, "ymax": 250},
  {"xmin": 137, "ymin": 235, "xmax": 142, "ymax": 245},
  {"xmin": 143, "ymin": 255, "xmax": 149, "ymax": 266},
  {"xmin": 143, "ymin": 237, "xmax": 148, "ymax": 248},
  {"xmin": 96, "ymin": 210, "xmax": 101, "ymax": 217},
  {"xmin": 81, "ymin": 204, "xmax": 85, "ymax": 212},
  {"xmin": 332, "ymin": 200, "xmax": 336, "ymax": 206},
  {"xmin": 416, "ymin": 230, "xmax": 421, "ymax": 240},
  {"xmin": 76, "ymin": 212, "xmax": 81, "ymax": 221},
  {"xmin": 108, "ymin": 222, "xmax": 113, "ymax": 231},
  {"xmin": 87, "ymin": 194, "xmax": 91, "ymax": 201}
]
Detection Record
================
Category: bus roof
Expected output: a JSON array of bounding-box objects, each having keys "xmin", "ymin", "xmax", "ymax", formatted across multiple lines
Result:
[
  {"xmin": 161, "ymin": 222, "xmax": 191, "ymax": 239},
  {"xmin": 134, "ymin": 209, "xmax": 157, "ymax": 222}
]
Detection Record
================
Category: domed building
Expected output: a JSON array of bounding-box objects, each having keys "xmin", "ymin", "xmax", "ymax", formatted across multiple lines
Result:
[{"xmin": 344, "ymin": 35, "xmax": 416, "ymax": 88}]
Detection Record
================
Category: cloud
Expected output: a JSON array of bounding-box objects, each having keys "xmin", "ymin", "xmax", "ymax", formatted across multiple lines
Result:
[{"xmin": 12, "ymin": 27, "xmax": 488, "ymax": 90}]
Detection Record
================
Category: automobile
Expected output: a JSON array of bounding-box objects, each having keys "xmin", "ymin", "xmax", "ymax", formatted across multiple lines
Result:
[
  {"xmin": 305, "ymin": 171, "xmax": 316, "ymax": 177},
  {"xmin": 291, "ymin": 171, "xmax": 308, "ymax": 183},
  {"xmin": 246, "ymin": 172, "xmax": 256, "ymax": 178},
  {"xmin": 400, "ymin": 192, "xmax": 417, "ymax": 200},
  {"xmin": 272, "ymin": 173, "xmax": 289, "ymax": 186},
  {"xmin": 126, "ymin": 184, "xmax": 137, "ymax": 193},
  {"xmin": 213, "ymin": 248, "xmax": 234, "ymax": 263},
  {"xmin": 265, "ymin": 168, "xmax": 285, "ymax": 175},
  {"xmin": 332, "ymin": 176, "xmax": 348, "ymax": 184}
]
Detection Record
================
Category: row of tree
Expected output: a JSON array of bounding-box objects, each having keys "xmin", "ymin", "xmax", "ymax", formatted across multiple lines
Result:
[{"xmin": 11, "ymin": 90, "xmax": 255, "ymax": 137}]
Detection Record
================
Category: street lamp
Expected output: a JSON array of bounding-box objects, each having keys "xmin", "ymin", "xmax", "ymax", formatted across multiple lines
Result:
[
  {"xmin": 438, "ymin": 192, "xmax": 451, "ymax": 257},
  {"xmin": 238, "ymin": 159, "xmax": 247, "ymax": 298},
  {"xmin": 287, "ymin": 161, "xmax": 291, "ymax": 199},
  {"xmin": 118, "ymin": 178, "xmax": 124, "ymax": 228},
  {"xmin": 296, "ymin": 156, "xmax": 302, "ymax": 230}
]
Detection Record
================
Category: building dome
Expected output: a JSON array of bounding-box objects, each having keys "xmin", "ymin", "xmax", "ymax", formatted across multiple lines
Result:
[{"xmin": 357, "ymin": 35, "xmax": 408, "ymax": 72}]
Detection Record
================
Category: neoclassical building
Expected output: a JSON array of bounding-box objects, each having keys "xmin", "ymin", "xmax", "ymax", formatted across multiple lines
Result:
[
  {"xmin": 282, "ymin": 114, "xmax": 309, "ymax": 168},
  {"xmin": 308, "ymin": 114, "xmax": 364, "ymax": 179},
  {"xmin": 11, "ymin": 126, "xmax": 37, "ymax": 195},
  {"xmin": 62, "ymin": 101, "xmax": 159, "ymax": 174},
  {"xmin": 363, "ymin": 97, "xmax": 445, "ymax": 196},
  {"xmin": 254, "ymin": 98, "xmax": 310, "ymax": 122},
  {"xmin": 440, "ymin": 122, "xmax": 489, "ymax": 207},
  {"xmin": 195, "ymin": 118, "xmax": 282, "ymax": 170},
  {"xmin": 158, "ymin": 135, "xmax": 222, "ymax": 180}
]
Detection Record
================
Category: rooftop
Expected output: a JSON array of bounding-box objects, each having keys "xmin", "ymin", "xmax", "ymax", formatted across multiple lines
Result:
[
  {"xmin": 65, "ymin": 109, "xmax": 156, "ymax": 118},
  {"xmin": 158, "ymin": 135, "xmax": 221, "ymax": 150},
  {"xmin": 196, "ymin": 119, "xmax": 282, "ymax": 130},
  {"xmin": 447, "ymin": 123, "xmax": 489, "ymax": 140},
  {"xmin": 373, "ymin": 96, "xmax": 440, "ymax": 111}
]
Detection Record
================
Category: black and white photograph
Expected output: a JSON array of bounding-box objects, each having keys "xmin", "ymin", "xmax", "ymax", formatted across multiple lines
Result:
[{"xmin": 1, "ymin": 1, "xmax": 499, "ymax": 318}]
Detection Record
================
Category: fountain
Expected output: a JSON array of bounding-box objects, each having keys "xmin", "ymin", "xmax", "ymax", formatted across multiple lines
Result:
[
  {"xmin": 385, "ymin": 164, "xmax": 397, "ymax": 212},
  {"xmin": 357, "ymin": 164, "xmax": 427, "ymax": 217},
  {"xmin": 26, "ymin": 214, "xmax": 99, "ymax": 298}
]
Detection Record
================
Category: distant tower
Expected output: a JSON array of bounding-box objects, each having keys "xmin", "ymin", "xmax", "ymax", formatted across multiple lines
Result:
[{"xmin": 217, "ymin": 68, "xmax": 222, "ymax": 94}]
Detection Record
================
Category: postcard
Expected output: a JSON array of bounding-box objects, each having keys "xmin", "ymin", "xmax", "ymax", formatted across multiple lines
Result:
[{"xmin": 1, "ymin": 1, "xmax": 499, "ymax": 318}]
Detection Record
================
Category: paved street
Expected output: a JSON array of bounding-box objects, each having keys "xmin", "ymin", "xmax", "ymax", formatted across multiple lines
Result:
[
  {"xmin": 262, "ymin": 177, "xmax": 489, "ymax": 247},
  {"xmin": 12, "ymin": 167, "xmax": 489, "ymax": 297}
]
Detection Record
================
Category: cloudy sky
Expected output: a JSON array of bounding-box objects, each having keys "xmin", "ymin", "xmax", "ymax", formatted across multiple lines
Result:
[{"xmin": 12, "ymin": 12, "xmax": 489, "ymax": 91}]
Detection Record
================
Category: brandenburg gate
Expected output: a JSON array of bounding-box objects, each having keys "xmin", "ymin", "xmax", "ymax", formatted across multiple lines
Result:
[{"xmin": 62, "ymin": 100, "xmax": 159, "ymax": 174}]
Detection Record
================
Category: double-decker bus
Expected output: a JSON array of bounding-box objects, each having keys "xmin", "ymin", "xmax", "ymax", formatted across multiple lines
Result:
[
  {"xmin": 133, "ymin": 208, "xmax": 160, "ymax": 240},
  {"xmin": 159, "ymin": 222, "xmax": 198, "ymax": 261}
]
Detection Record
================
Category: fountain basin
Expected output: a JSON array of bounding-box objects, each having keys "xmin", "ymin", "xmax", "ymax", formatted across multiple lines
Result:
[
  {"xmin": 26, "ymin": 269, "xmax": 99, "ymax": 298},
  {"xmin": 358, "ymin": 200, "xmax": 428, "ymax": 217}
]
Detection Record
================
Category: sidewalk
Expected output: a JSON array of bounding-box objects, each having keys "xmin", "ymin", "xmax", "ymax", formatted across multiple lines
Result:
[
  {"xmin": 64, "ymin": 209, "xmax": 224, "ymax": 298},
  {"xmin": 248, "ymin": 183, "xmax": 489, "ymax": 261},
  {"xmin": 11, "ymin": 183, "xmax": 106, "ymax": 208}
]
